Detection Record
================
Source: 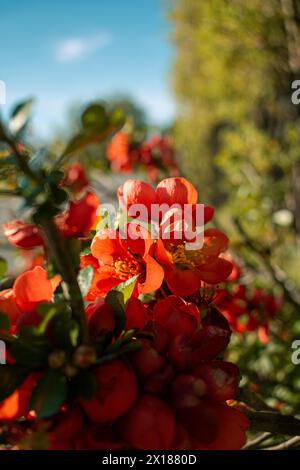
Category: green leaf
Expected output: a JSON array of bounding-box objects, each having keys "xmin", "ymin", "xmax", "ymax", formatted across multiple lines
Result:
[
  {"xmin": 114, "ymin": 275, "xmax": 139, "ymax": 305},
  {"xmin": 78, "ymin": 265, "xmax": 94, "ymax": 298},
  {"xmin": 37, "ymin": 303, "xmax": 63, "ymax": 335},
  {"xmin": 105, "ymin": 276, "xmax": 138, "ymax": 335},
  {"xmin": 70, "ymin": 370, "xmax": 97, "ymax": 400},
  {"xmin": 109, "ymin": 107, "xmax": 126, "ymax": 129},
  {"xmin": 0, "ymin": 257, "xmax": 8, "ymax": 279},
  {"xmin": 52, "ymin": 312, "xmax": 79, "ymax": 349},
  {"xmin": 0, "ymin": 311, "xmax": 10, "ymax": 331},
  {"xmin": 0, "ymin": 365, "xmax": 29, "ymax": 401},
  {"xmin": 30, "ymin": 370, "xmax": 67, "ymax": 418},
  {"xmin": 97, "ymin": 340, "xmax": 141, "ymax": 365},
  {"xmin": 81, "ymin": 103, "xmax": 108, "ymax": 133},
  {"xmin": 10, "ymin": 328, "xmax": 51, "ymax": 367},
  {"xmin": 9, "ymin": 98, "xmax": 34, "ymax": 134}
]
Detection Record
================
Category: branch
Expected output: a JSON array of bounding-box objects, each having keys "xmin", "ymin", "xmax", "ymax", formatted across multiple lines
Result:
[
  {"xmin": 0, "ymin": 129, "xmax": 89, "ymax": 344},
  {"xmin": 243, "ymin": 432, "xmax": 271, "ymax": 450},
  {"xmin": 1, "ymin": 134, "xmax": 41, "ymax": 185},
  {"xmin": 247, "ymin": 410, "xmax": 300, "ymax": 436},
  {"xmin": 233, "ymin": 217, "xmax": 300, "ymax": 309},
  {"xmin": 264, "ymin": 435, "xmax": 300, "ymax": 450},
  {"xmin": 0, "ymin": 189, "xmax": 20, "ymax": 197},
  {"xmin": 38, "ymin": 215, "xmax": 89, "ymax": 344}
]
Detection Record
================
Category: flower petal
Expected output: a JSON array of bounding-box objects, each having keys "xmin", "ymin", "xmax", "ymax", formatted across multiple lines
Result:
[
  {"xmin": 13, "ymin": 266, "xmax": 57, "ymax": 312},
  {"xmin": 156, "ymin": 177, "xmax": 198, "ymax": 206},
  {"xmin": 91, "ymin": 229, "xmax": 125, "ymax": 265},
  {"xmin": 164, "ymin": 266, "xmax": 201, "ymax": 297},
  {"xmin": 138, "ymin": 255, "xmax": 164, "ymax": 295}
]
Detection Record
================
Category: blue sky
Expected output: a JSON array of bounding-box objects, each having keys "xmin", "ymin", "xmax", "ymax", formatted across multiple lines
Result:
[{"xmin": 1, "ymin": 0, "xmax": 175, "ymax": 137}]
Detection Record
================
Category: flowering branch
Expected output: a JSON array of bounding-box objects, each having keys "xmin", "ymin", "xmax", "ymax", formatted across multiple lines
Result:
[{"xmin": 0, "ymin": 130, "xmax": 89, "ymax": 344}]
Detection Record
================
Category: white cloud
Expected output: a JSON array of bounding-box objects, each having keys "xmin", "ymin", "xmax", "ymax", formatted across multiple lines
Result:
[{"xmin": 54, "ymin": 33, "xmax": 112, "ymax": 63}]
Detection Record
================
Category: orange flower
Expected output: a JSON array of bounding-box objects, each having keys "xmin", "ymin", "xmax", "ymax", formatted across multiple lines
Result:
[
  {"xmin": 0, "ymin": 266, "xmax": 59, "ymax": 329},
  {"xmin": 0, "ymin": 373, "xmax": 40, "ymax": 420},
  {"xmin": 155, "ymin": 228, "xmax": 232, "ymax": 296},
  {"xmin": 107, "ymin": 131, "xmax": 135, "ymax": 172},
  {"xmin": 90, "ymin": 225, "xmax": 164, "ymax": 297}
]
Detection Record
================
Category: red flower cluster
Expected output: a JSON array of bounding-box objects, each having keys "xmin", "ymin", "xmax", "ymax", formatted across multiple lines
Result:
[
  {"xmin": 63, "ymin": 298, "xmax": 247, "ymax": 450},
  {"xmin": 0, "ymin": 175, "xmax": 250, "ymax": 450},
  {"xmin": 107, "ymin": 132, "xmax": 179, "ymax": 182},
  {"xmin": 84, "ymin": 177, "xmax": 232, "ymax": 299},
  {"xmin": 215, "ymin": 284, "xmax": 281, "ymax": 343},
  {"xmin": 0, "ymin": 296, "xmax": 248, "ymax": 449}
]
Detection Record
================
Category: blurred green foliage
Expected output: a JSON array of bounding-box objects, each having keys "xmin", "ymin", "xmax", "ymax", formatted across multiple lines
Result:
[{"xmin": 170, "ymin": 0, "xmax": 300, "ymax": 413}]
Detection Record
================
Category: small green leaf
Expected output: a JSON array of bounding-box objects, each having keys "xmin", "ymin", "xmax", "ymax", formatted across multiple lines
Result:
[
  {"xmin": 9, "ymin": 98, "xmax": 34, "ymax": 134},
  {"xmin": 0, "ymin": 257, "xmax": 8, "ymax": 279},
  {"xmin": 37, "ymin": 303, "xmax": 62, "ymax": 335},
  {"xmin": 10, "ymin": 328, "xmax": 51, "ymax": 367},
  {"xmin": 81, "ymin": 104, "xmax": 108, "ymax": 133},
  {"xmin": 78, "ymin": 265, "xmax": 94, "ymax": 298},
  {"xmin": 109, "ymin": 107, "xmax": 126, "ymax": 129},
  {"xmin": 52, "ymin": 312, "xmax": 80, "ymax": 349},
  {"xmin": 0, "ymin": 311, "xmax": 10, "ymax": 331},
  {"xmin": 114, "ymin": 275, "xmax": 139, "ymax": 305},
  {"xmin": 105, "ymin": 276, "xmax": 138, "ymax": 335},
  {"xmin": 0, "ymin": 366, "xmax": 29, "ymax": 401},
  {"xmin": 30, "ymin": 370, "xmax": 67, "ymax": 418}
]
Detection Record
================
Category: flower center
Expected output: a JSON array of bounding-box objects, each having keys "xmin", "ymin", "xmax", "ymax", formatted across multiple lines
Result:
[
  {"xmin": 114, "ymin": 257, "xmax": 142, "ymax": 280},
  {"xmin": 169, "ymin": 243, "xmax": 211, "ymax": 268}
]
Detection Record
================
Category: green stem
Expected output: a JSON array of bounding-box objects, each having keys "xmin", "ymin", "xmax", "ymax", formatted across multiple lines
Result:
[{"xmin": 39, "ymin": 215, "xmax": 89, "ymax": 344}]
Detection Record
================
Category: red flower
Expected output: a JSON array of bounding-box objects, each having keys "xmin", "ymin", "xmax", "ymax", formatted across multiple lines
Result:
[
  {"xmin": 118, "ymin": 177, "xmax": 207, "ymax": 214},
  {"xmin": 61, "ymin": 162, "xmax": 89, "ymax": 193},
  {"xmin": 3, "ymin": 220, "xmax": 44, "ymax": 249},
  {"xmin": 155, "ymin": 228, "xmax": 232, "ymax": 296},
  {"xmin": 152, "ymin": 296, "xmax": 200, "ymax": 339},
  {"xmin": 119, "ymin": 394, "xmax": 176, "ymax": 450},
  {"xmin": 81, "ymin": 359, "xmax": 138, "ymax": 424},
  {"xmin": 215, "ymin": 285, "xmax": 281, "ymax": 342},
  {"xmin": 4, "ymin": 191, "xmax": 99, "ymax": 249},
  {"xmin": 177, "ymin": 401, "xmax": 249, "ymax": 450},
  {"xmin": 86, "ymin": 300, "xmax": 116, "ymax": 337},
  {"xmin": 90, "ymin": 225, "xmax": 164, "ymax": 297},
  {"xmin": 55, "ymin": 191, "xmax": 99, "ymax": 238},
  {"xmin": 125, "ymin": 297, "xmax": 150, "ymax": 330}
]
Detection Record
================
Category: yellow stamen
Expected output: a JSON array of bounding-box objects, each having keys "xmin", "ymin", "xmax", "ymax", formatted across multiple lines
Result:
[
  {"xmin": 169, "ymin": 243, "xmax": 211, "ymax": 268},
  {"xmin": 114, "ymin": 257, "xmax": 142, "ymax": 280}
]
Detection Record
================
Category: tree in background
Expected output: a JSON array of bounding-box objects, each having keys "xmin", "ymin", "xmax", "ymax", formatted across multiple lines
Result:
[{"xmin": 170, "ymin": 0, "xmax": 300, "ymax": 415}]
